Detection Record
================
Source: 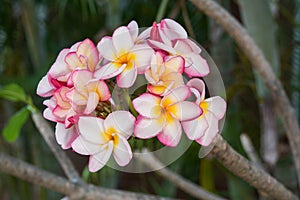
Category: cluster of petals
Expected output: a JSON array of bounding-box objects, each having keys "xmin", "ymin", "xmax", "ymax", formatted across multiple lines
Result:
[
  {"xmin": 37, "ymin": 39, "xmax": 111, "ymax": 150},
  {"xmin": 37, "ymin": 18, "xmax": 227, "ymax": 172}
]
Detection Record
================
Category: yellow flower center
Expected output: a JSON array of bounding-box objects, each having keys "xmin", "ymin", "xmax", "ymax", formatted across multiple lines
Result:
[
  {"xmin": 103, "ymin": 127, "xmax": 119, "ymax": 145},
  {"xmin": 113, "ymin": 51, "xmax": 136, "ymax": 70},
  {"xmin": 199, "ymin": 101, "xmax": 208, "ymax": 114}
]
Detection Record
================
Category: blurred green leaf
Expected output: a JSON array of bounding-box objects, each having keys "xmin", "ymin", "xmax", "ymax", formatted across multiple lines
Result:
[
  {"xmin": 0, "ymin": 83, "xmax": 27, "ymax": 102},
  {"xmin": 228, "ymin": 175, "xmax": 255, "ymax": 200},
  {"xmin": 2, "ymin": 107, "xmax": 29, "ymax": 143}
]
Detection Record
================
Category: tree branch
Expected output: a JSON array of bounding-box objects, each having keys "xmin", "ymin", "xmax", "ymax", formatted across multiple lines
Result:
[
  {"xmin": 31, "ymin": 112, "xmax": 82, "ymax": 184},
  {"xmin": 211, "ymin": 135, "xmax": 298, "ymax": 200},
  {"xmin": 189, "ymin": 0, "xmax": 300, "ymax": 184},
  {"xmin": 137, "ymin": 149, "xmax": 227, "ymax": 200},
  {"xmin": 0, "ymin": 152, "xmax": 175, "ymax": 200}
]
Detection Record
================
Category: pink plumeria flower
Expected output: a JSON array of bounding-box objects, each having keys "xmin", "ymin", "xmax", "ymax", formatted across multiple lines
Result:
[
  {"xmin": 72, "ymin": 111, "xmax": 135, "ymax": 172},
  {"xmin": 133, "ymin": 86, "xmax": 202, "ymax": 147},
  {"xmin": 145, "ymin": 52, "xmax": 184, "ymax": 96},
  {"xmin": 66, "ymin": 70, "xmax": 111, "ymax": 115},
  {"xmin": 43, "ymin": 86, "xmax": 77, "ymax": 128},
  {"xmin": 95, "ymin": 21, "xmax": 154, "ymax": 88},
  {"xmin": 42, "ymin": 86, "xmax": 81, "ymax": 149},
  {"xmin": 37, "ymin": 38, "xmax": 100, "ymax": 97},
  {"xmin": 150, "ymin": 18, "xmax": 188, "ymax": 45},
  {"xmin": 147, "ymin": 19, "xmax": 209, "ymax": 78},
  {"xmin": 182, "ymin": 78, "xmax": 226, "ymax": 146}
]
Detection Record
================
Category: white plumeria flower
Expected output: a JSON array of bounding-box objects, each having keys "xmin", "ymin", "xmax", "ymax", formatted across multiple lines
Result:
[
  {"xmin": 182, "ymin": 78, "xmax": 226, "ymax": 146},
  {"xmin": 72, "ymin": 111, "xmax": 135, "ymax": 172},
  {"xmin": 133, "ymin": 86, "xmax": 202, "ymax": 147},
  {"xmin": 95, "ymin": 21, "xmax": 154, "ymax": 88}
]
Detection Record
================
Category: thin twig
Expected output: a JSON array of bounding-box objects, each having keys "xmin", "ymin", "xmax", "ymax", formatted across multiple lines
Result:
[
  {"xmin": 180, "ymin": 0, "xmax": 196, "ymax": 39},
  {"xmin": 240, "ymin": 134, "xmax": 272, "ymax": 200},
  {"xmin": 31, "ymin": 112, "xmax": 82, "ymax": 184},
  {"xmin": 240, "ymin": 133, "xmax": 264, "ymax": 170},
  {"xmin": 0, "ymin": 152, "xmax": 174, "ymax": 200},
  {"xmin": 189, "ymin": 0, "xmax": 300, "ymax": 185},
  {"xmin": 137, "ymin": 149, "xmax": 227, "ymax": 200},
  {"xmin": 211, "ymin": 135, "xmax": 298, "ymax": 200}
]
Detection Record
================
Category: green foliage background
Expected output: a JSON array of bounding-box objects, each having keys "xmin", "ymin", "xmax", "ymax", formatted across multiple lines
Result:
[{"xmin": 0, "ymin": 0, "xmax": 299, "ymax": 199}]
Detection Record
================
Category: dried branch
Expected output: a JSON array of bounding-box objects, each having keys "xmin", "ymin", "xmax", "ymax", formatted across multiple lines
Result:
[
  {"xmin": 211, "ymin": 135, "xmax": 298, "ymax": 200},
  {"xmin": 137, "ymin": 149, "xmax": 227, "ymax": 200},
  {"xmin": 0, "ymin": 152, "xmax": 175, "ymax": 200},
  {"xmin": 189, "ymin": 0, "xmax": 300, "ymax": 184},
  {"xmin": 31, "ymin": 112, "xmax": 82, "ymax": 184}
]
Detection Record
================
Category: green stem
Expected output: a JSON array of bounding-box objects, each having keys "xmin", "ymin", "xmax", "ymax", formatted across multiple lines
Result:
[
  {"xmin": 123, "ymin": 89, "xmax": 138, "ymax": 117},
  {"xmin": 156, "ymin": 0, "xmax": 169, "ymax": 22}
]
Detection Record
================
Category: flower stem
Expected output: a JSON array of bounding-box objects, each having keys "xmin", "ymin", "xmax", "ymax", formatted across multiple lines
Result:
[{"xmin": 124, "ymin": 89, "xmax": 138, "ymax": 117}]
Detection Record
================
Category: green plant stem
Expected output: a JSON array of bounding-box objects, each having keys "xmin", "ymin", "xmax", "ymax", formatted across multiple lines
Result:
[
  {"xmin": 156, "ymin": 0, "xmax": 169, "ymax": 22},
  {"xmin": 124, "ymin": 89, "xmax": 138, "ymax": 117}
]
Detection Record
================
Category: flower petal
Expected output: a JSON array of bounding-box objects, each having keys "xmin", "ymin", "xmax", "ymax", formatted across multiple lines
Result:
[
  {"xmin": 113, "ymin": 134, "xmax": 132, "ymax": 166},
  {"xmin": 162, "ymin": 72, "xmax": 184, "ymax": 89},
  {"xmin": 161, "ymin": 86, "xmax": 190, "ymax": 107},
  {"xmin": 160, "ymin": 18, "xmax": 188, "ymax": 40},
  {"xmin": 116, "ymin": 63, "xmax": 137, "ymax": 88},
  {"xmin": 130, "ymin": 44, "xmax": 154, "ymax": 73},
  {"xmin": 168, "ymin": 101, "xmax": 202, "ymax": 121},
  {"xmin": 55, "ymin": 124, "xmax": 79, "ymax": 149},
  {"xmin": 157, "ymin": 117, "xmax": 182, "ymax": 147},
  {"xmin": 186, "ymin": 78, "xmax": 205, "ymax": 102},
  {"xmin": 204, "ymin": 96, "xmax": 227, "ymax": 119},
  {"xmin": 72, "ymin": 135, "xmax": 100, "ymax": 155},
  {"xmin": 77, "ymin": 38, "xmax": 99, "ymax": 71},
  {"xmin": 70, "ymin": 70, "xmax": 93, "ymax": 89},
  {"xmin": 173, "ymin": 39, "xmax": 201, "ymax": 54},
  {"xmin": 94, "ymin": 62, "xmax": 126, "ymax": 79},
  {"xmin": 132, "ymin": 93, "xmax": 162, "ymax": 118},
  {"xmin": 164, "ymin": 56, "xmax": 184, "ymax": 73},
  {"xmin": 147, "ymin": 40, "xmax": 176, "ymax": 55},
  {"xmin": 48, "ymin": 49, "xmax": 70, "ymax": 78},
  {"xmin": 97, "ymin": 80, "xmax": 111, "ymax": 101},
  {"xmin": 112, "ymin": 26, "xmax": 134, "ymax": 53},
  {"xmin": 184, "ymin": 53, "xmax": 210, "ymax": 77},
  {"xmin": 88, "ymin": 142, "xmax": 113, "ymax": 172},
  {"xmin": 182, "ymin": 115, "xmax": 208, "ymax": 140},
  {"xmin": 78, "ymin": 116, "xmax": 106, "ymax": 144},
  {"xmin": 196, "ymin": 112, "xmax": 219, "ymax": 146},
  {"xmin": 128, "ymin": 20, "xmax": 138, "ymax": 41},
  {"xmin": 65, "ymin": 52, "xmax": 85, "ymax": 70},
  {"xmin": 104, "ymin": 111, "xmax": 136, "ymax": 139},
  {"xmin": 134, "ymin": 116, "xmax": 165, "ymax": 139},
  {"xmin": 97, "ymin": 36, "xmax": 117, "ymax": 61},
  {"xmin": 37, "ymin": 75, "xmax": 54, "ymax": 97},
  {"xmin": 84, "ymin": 92, "xmax": 99, "ymax": 114},
  {"xmin": 43, "ymin": 107, "xmax": 60, "ymax": 122}
]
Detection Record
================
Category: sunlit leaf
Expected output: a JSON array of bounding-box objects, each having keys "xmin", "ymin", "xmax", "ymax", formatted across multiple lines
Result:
[{"xmin": 2, "ymin": 107, "xmax": 29, "ymax": 143}]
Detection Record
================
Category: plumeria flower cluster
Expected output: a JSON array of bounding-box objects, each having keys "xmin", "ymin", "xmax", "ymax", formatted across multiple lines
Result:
[{"xmin": 37, "ymin": 19, "xmax": 226, "ymax": 172}]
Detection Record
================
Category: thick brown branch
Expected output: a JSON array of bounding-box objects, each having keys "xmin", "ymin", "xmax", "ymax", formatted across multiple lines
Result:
[
  {"xmin": 0, "ymin": 152, "xmax": 174, "ymax": 200},
  {"xmin": 137, "ymin": 149, "xmax": 227, "ymax": 200},
  {"xmin": 31, "ymin": 112, "xmax": 81, "ymax": 183},
  {"xmin": 211, "ymin": 135, "xmax": 298, "ymax": 200},
  {"xmin": 189, "ymin": 0, "xmax": 300, "ymax": 184}
]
